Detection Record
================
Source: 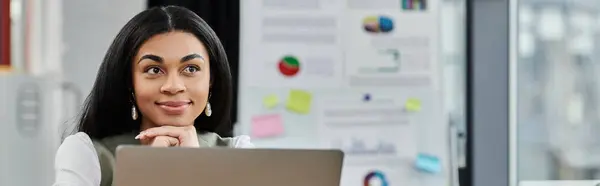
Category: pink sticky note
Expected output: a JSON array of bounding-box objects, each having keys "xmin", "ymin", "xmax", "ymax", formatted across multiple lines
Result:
[{"xmin": 251, "ymin": 114, "xmax": 284, "ymax": 138}]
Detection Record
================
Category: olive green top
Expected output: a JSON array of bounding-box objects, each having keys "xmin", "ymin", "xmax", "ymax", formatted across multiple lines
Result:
[{"xmin": 91, "ymin": 132, "xmax": 242, "ymax": 186}]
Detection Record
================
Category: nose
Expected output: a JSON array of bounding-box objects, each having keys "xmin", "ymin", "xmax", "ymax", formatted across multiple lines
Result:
[{"xmin": 160, "ymin": 74, "xmax": 186, "ymax": 94}]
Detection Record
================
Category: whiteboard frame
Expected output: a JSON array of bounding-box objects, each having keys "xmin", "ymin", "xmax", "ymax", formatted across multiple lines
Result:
[
  {"xmin": 509, "ymin": 0, "xmax": 519, "ymax": 185},
  {"xmin": 468, "ymin": 0, "xmax": 511, "ymax": 186}
]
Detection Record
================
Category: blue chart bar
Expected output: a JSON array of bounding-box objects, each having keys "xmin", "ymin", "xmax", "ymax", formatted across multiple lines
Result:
[{"xmin": 402, "ymin": 0, "xmax": 427, "ymax": 10}]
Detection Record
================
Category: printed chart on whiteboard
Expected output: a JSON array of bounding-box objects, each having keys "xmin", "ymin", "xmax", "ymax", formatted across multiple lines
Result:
[{"xmin": 238, "ymin": 0, "xmax": 452, "ymax": 185}]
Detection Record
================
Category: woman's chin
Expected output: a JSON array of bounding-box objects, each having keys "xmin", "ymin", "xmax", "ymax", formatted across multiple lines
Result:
[
  {"xmin": 152, "ymin": 117, "xmax": 195, "ymax": 127},
  {"xmin": 157, "ymin": 123, "xmax": 191, "ymax": 127}
]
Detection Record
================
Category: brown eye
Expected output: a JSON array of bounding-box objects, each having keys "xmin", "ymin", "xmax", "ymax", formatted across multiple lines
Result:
[
  {"xmin": 183, "ymin": 66, "xmax": 200, "ymax": 74},
  {"xmin": 145, "ymin": 67, "xmax": 162, "ymax": 75}
]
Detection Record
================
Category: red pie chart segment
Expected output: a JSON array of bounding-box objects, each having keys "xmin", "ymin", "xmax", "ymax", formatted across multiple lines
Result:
[{"xmin": 278, "ymin": 56, "xmax": 300, "ymax": 77}]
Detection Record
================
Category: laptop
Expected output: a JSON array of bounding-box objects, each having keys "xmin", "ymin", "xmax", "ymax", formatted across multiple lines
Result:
[{"xmin": 113, "ymin": 146, "xmax": 344, "ymax": 186}]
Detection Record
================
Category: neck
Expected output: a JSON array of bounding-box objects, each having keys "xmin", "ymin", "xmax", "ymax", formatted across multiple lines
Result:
[
  {"xmin": 140, "ymin": 118, "xmax": 156, "ymax": 132},
  {"xmin": 139, "ymin": 118, "xmax": 195, "ymax": 131}
]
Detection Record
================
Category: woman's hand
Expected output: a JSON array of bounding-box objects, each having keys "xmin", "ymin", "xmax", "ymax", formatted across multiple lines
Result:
[
  {"xmin": 143, "ymin": 136, "xmax": 180, "ymax": 147},
  {"xmin": 135, "ymin": 125, "xmax": 200, "ymax": 148}
]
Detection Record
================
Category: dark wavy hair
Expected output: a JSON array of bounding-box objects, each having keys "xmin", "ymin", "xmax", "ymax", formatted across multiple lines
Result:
[{"xmin": 75, "ymin": 6, "xmax": 233, "ymax": 140}]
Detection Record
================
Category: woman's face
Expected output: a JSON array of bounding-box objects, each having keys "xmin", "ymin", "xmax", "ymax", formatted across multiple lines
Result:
[{"xmin": 132, "ymin": 31, "xmax": 210, "ymax": 128}]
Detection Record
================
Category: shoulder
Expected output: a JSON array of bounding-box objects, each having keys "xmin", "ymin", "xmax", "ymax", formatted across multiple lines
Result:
[
  {"xmin": 60, "ymin": 132, "xmax": 95, "ymax": 149},
  {"xmin": 54, "ymin": 132, "xmax": 101, "ymax": 186},
  {"xmin": 199, "ymin": 132, "xmax": 255, "ymax": 148},
  {"xmin": 57, "ymin": 132, "xmax": 98, "ymax": 159},
  {"xmin": 230, "ymin": 135, "xmax": 255, "ymax": 148}
]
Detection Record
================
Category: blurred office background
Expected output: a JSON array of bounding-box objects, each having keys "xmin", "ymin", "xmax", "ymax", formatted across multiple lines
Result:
[
  {"xmin": 516, "ymin": 0, "xmax": 600, "ymax": 181},
  {"xmin": 4, "ymin": 0, "xmax": 600, "ymax": 185}
]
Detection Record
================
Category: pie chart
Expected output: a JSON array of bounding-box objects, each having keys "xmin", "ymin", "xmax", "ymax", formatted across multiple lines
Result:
[
  {"xmin": 363, "ymin": 170, "xmax": 389, "ymax": 186},
  {"xmin": 278, "ymin": 55, "xmax": 300, "ymax": 77},
  {"xmin": 363, "ymin": 16, "xmax": 394, "ymax": 33}
]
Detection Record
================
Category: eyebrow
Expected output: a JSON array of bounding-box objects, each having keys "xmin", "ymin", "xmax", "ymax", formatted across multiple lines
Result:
[
  {"xmin": 137, "ymin": 53, "xmax": 205, "ymax": 64},
  {"xmin": 180, "ymin": 53, "xmax": 205, "ymax": 63}
]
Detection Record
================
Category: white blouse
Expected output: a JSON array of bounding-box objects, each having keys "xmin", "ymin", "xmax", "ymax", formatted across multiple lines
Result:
[{"xmin": 52, "ymin": 132, "xmax": 254, "ymax": 186}]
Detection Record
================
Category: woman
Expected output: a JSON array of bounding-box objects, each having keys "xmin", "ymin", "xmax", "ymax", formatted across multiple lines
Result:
[{"xmin": 53, "ymin": 6, "xmax": 253, "ymax": 186}]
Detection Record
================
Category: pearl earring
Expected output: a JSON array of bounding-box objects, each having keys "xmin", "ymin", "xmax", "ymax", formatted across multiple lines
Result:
[
  {"xmin": 131, "ymin": 105, "xmax": 138, "ymax": 120},
  {"xmin": 205, "ymin": 102, "xmax": 212, "ymax": 117}
]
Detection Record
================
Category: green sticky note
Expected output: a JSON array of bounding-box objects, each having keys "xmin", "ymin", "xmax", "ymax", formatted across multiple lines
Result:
[
  {"xmin": 285, "ymin": 89, "xmax": 312, "ymax": 114},
  {"xmin": 263, "ymin": 94, "xmax": 280, "ymax": 109},
  {"xmin": 405, "ymin": 98, "xmax": 421, "ymax": 112}
]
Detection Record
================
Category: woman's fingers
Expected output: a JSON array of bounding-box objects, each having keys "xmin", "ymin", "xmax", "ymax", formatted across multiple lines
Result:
[
  {"xmin": 135, "ymin": 126, "xmax": 185, "ymax": 139},
  {"xmin": 135, "ymin": 126, "xmax": 199, "ymax": 148},
  {"xmin": 149, "ymin": 136, "xmax": 179, "ymax": 147}
]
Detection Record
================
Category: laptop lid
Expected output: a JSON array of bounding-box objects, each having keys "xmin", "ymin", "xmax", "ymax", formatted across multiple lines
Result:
[{"xmin": 113, "ymin": 146, "xmax": 344, "ymax": 186}]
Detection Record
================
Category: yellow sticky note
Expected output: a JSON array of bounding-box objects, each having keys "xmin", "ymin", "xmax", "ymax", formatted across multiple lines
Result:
[
  {"xmin": 285, "ymin": 89, "xmax": 312, "ymax": 114},
  {"xmin": 405, "ymin": 98, "xmax": 421, "ymax": 112},
  {"xmin": 263, "ymin": 94, "xmax": 280, "ymax": 109}
]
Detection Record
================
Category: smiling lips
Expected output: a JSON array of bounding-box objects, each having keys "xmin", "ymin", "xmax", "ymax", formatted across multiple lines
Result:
[{"xmin": 156, "ymin": 100, "xmax": 191, "ymax": 115}]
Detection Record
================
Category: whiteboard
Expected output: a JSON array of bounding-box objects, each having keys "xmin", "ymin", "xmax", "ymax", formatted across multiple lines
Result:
[{"xmin": 236, "ymin": 0, "xmax": 453, "ymax": 185}]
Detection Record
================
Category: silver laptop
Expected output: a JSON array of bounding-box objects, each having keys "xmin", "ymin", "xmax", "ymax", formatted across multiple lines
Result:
[{"xmin": 113, "ymin": 146, "xmax": 344, "ymax": 186}]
